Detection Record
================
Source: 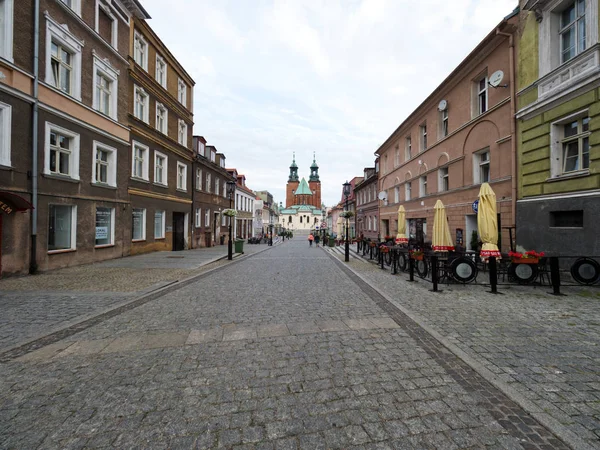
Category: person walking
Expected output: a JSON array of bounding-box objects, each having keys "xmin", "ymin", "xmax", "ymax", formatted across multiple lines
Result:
[
  {"xmin": 308, "ymin": 233, "xmax": 314, "ymax": 247},
  {"xmin": 314, "ymin": 234, "xmax": 320, "ymax": 247}
]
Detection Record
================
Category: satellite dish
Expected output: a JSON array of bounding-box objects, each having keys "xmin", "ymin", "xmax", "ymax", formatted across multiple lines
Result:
[
  {"xmin": 378, "ymin": 191, "xmax": 388, "ymax": 201},
  {"xmin": 489, "ymin": 70, "xmax": 505, "ymax": 88},
  {"xmin": 437, "ymin": 99, "xmax": 448, "ymax": 111}
]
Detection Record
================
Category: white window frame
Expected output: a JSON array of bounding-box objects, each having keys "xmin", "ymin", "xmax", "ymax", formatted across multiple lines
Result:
[
  {"xmin": 133, "ymin": 85, "xmax": 149, "ymax": 123},
  {"xmin": 215, "ymin": 178, "xmax": 220, "ymax": 196},
  {"xmin": 0, "ymin": 0, "xmax": 14, "ymax": 62},
  {"xmin": 178, "ymin": 78, "xmax": 187, "ymax": 106},
  {"xmin": 439, "ymin": 108, "xmax": 448, "ymax": 138},
  {"xmin": 92, "ymin": 141, "xmax": 117, "ymax": 187},
  {"xmin": 95, "ymin": 1, "xmax": 118, "ymax": 49},
  {"xmin": 132, "ymin": 208, "xmax": 146, "ymax": 241},
  {"xmin": 45, "ymin": 15, "xmax": 84, "ymax": 100},
  {"xmin": 205, "ymin": 208, "xmax": 211, "ymax": 227},
  {"xmin": 154, "ymin": 210, "xmax": 165, "ymax": 239},
  {"xmin": 155, "ymin": 55, "xmax": 167, "ymax": 88},
  {"xmin": 0, "ymin": 101, "xmax": 11, "ymax": 166},
  {"xmin": 394, "ymin": 186, "xmax": 399, "ymax": 203},
  {"xmin": 419, "ymin": 124, "xmax": 427, "ymax": 152},
  {"xmin": 59, "ymin": 0, "xmax": 81, "ymax": 16},
  {"xmin": 154, "ymin": 150, "xmax": 168, "ymax": 186},
  {"xmin": 95, "ymin": 206, "xmax": 115, "ymax": 247},
  {"xmin": 550, "ymin": 111, "xmax": 590, "ymax": 177},
  {"xmin": 92, "ymin": 55, "xmax": 119, "ymax": 120},
  {"xmin": 178, "ymin": 119, "xmax": 188, "ymax": 146},
  {"xmin": 196, "ymin": 168, "xmax": 202, "ymax": 191},
  {"xmin": 473, "ymin": 149, "xmax": 491, "ymax": 184},
  {"xmin": 133, "ymin": 30, "xmax": 148, "ymax": 70},
  {"xmin": 474, "ymin": 72, "xmax": 488, "ymax": 117},
  {"xmin": 395, "ymin": 146, "xmax": 400, "ymax": 167},
  {"xmin": 419, "ymin": 175, "xmax": 427, "ymax": 197},
  {"xmin": 195, "ymin": 208, "xmax": 201, "ymax": 227},
  {"xmin": 177, "ymin": 161, "xmax": 187, "ymax": 191},
  {"xmin": 131, "ymin": 140, "xmax": 149, "ymax": 181},
  {"xmin": 48, "ymin": 204, "xmax": 77, "ymax": 252},
  {"xmin": 405, "ymin": 136, "xmax": 411, "ymax": 161},
  {"xmin": 206, "ymin": 172, "xmax": 211, "ymax": 193},
  {"xmin": 559, "ymin": 0, "xmax": 587, "ymax": 64},
  {"xmin": 405, "ymin": 182, "xmax": 411, "ymax": 201},
  {"xmin": 44, "ymin": 122, "xmax": 80, "ymax": 180},
  {"xmin": 438, "ymin": 167, "xmax": 449, "ymax": 192},
  {"xmin": 155, "ymin": 102, "xmax": 168, "ymax": 134}
]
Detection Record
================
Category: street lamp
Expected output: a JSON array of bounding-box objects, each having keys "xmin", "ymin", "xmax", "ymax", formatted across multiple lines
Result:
[
  {"xmin": 226, "ymin": 180, "xmax": 236, "ymax": 260},
  {"xmin": 269, "ymin": 212, "xmax": 273, "ymax": 246},
  {"xmin": 343, "ymin": 180, "xmax": 351, "ymax": 262}
]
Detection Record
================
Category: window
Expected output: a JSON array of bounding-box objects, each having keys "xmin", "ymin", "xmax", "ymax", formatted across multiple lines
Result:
[
  {"xmin": 59, "ymin": 0, "xmax": 81, "ymax": 15},
  {"xmin": 133, "ymin": 31, "xmax": 147, "ymax": 70},
  {"xmin": 178, "ymin": 119, "xmax": 187, "ymax": 146},
  {"xmin": 96, "ymin": 3, "xmax": 117, "ymax": 48},
  {"xmin": 155, "ymin": 55, "xmax": 167, "ymax": 88},
  {"xmin": 395, "ymin": 146, "xmax": 400, "ymax": 167},
  {"xmin": 206, "ymin": 172, "xmax": 211, "ymax": 193},
  {"xmin": 134, "ymin": 86, "xmax": 149, "ymax": 123},
  {"xmin": 155, "ymin": 210, "xmax": 165, "ymax": 238},
  {"xmin": 156, "ymin": 103, "xmax": 168, "ymax": 134},
  {"xmin": 394, "ymin": 186, "xmax": 399, "ymax": 203},
  {"xmin": 405, "ymin": 182, "xmax": 412, "ymax": 201},
  {"xmin": 178, "ymin": 78, "xmax": 187, "ymax": 105},
  {"xmin": 223, "ymin": 182, "xmax": 227, "ymax": 198},
  {"xmin": 48, "ymin": 205, "xmax": 76, "ymax": 251},
  {"xmin": 177, "ymin": 162, "xmax": 187, "ymax": 191},
  {"xmin": 92, "ymin": 56, "xmax": 118, "ymax": 120},
  {"xmin": 419, "ymin": 124, "xmax": 427, "ymax": 152},
  {"xmin": 405, "ymin": 137, "xmax": 411, "ymax": 161},
  {"xmin": 475, "ymin": 74, "xmax": 488, "ymax": 116},
  {"xmin": 131, "ymin": 141, "xmax": 149, "ymax": 180},
  {"xmin": 44, "ymin": 123, "xmax": 80, "ymax": 180},
  {"xmin": 438, "ymin": 167, "xmax": 449, "ymax": 192},
  {"xmin": 560, "ymin": 1, "xmax": 586, "ymax": 63},
  {"xmin": 132, "ymin": 208, "xmax": 146, "ymax": 241},
  {"xmin": 210, "ymin": 148, "xmax": 216, "ymax": 162},
  {"xmin": 196, "ymin": 168, "xmax": 202, "ymax": 190},
  {"xmin": 383, "ymin": 155, "xmax": 388, "ymax": 173},
  {"xmin": 195, "ymin": 208, "xmax": 201, "ymax": 227},
  {"xmin": 205, "ymin": 209, "xmax": 210, "ymax": 227},
  {"xmin": 46, "ymin": 18, "xmax": 83, "ymax": 100},
  {"xmin": 474, "ymin": 150, "xmax": 490, "ymax": 184},
  {"xmin": 0, "ymin": 0, "xmax": 14, "ymax": 61},
  {"xmin": 92, "ymin": 141, "xmax": 117, "ymax": 187},
  {"xmin": 154, "ymin": 151, "xmax": 167, "ymax": 186},
  {"xmin": 0, "ymin": 101, "xmax": 11, "ymax": 166},
  {"xmin": 550, "ymin": 210, "xmax": 584, "ymax": 228},
  {"xmin": 95, "ymin": 207, "xmax": 114, "ymax": 246},
  {"xmin": 419, "ymin": 176, "xmax": 427, "ymax": 197},
  {"xmin": 440, "ymin": 108, "xmax": 448, "ymax": 138},
  {"xmin": 561, "ymin": 116, "xmax": 590, "ymax": 173},
  {"xmin": 215, "ymin": 178, "xmax": 220, "ymax": 196}
]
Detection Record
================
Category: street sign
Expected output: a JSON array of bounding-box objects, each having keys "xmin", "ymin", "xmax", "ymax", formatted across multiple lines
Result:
[
  {"xmin": 321, "ymin": 221, "xmax": 327, "ymax": 228},
  {"xmin": 472, "ymin": 199, "xmax": 479, "ymax": 214}
]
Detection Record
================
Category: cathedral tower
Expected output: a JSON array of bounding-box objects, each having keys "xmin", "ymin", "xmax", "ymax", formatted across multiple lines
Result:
[{"xmin": 285, "ymin": 153, "xmax": 321, "ymax": 208}]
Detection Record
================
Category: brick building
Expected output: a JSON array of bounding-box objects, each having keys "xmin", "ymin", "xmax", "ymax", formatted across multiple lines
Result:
[{"xmin": 355, "ymin": 164, "xmax": 378, "ymax": 240}]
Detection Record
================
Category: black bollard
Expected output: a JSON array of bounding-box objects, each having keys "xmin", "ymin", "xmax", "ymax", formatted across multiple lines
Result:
[
  {"xmin": 392, "ymin": 250, "xmax": 397, "ymax": 275},
  {"xmin": 431, "ymin": 255, "xmax": 439, "ymax": 292},
  {"xmin": 408, "ymin": 256, "xmax": 415, "ymax": 282},
  {"xmin": 380, "ymin": 249, "xmax": 385, "ymax": 270},
  {"xmin": 488, "ymin": 256, "xmax": 499, "ymax": 294},
  {"xmin": 549, "ymin": 256, "xmax": 563, "ymax": 296}
]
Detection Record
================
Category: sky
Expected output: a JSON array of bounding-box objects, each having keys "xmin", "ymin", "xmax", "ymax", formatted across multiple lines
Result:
[{"xmin": 141, "ymin": 0, "xmax": 517, "ymax": 207}]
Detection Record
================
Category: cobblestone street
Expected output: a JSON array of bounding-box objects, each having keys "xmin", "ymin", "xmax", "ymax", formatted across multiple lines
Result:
[{"xmin": 0, "ymin": 239, "xmax": 594, "ymax": 449}]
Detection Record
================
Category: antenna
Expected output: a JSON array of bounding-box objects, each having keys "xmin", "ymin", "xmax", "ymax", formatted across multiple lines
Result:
[
  {"xmin": 378, "ymin": 191, "xmax": 388, "ymax": 201},
  {"xmin": 488, "ymin": 70, "xmax": 508, "ymax": 89}
]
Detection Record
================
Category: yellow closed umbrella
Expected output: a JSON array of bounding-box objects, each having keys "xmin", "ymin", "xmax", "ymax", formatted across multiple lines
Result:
[
  {"xmin": 432, "ymin": 200, "xmax": 454, "ymax": 251},
  {"xmin": 395, "ymin": 205, "xmax": 408, "ymax": 244},
  {"xmin": 477, "ymin": 183, "xmax": 501, "ymax": 258},
  {"xmin": 336, "ymin": 216, "xmax": 343, "ymax": 238}
]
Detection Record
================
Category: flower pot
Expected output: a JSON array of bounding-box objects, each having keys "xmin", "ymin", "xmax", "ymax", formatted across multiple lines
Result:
[
  {"xmin": 411, "ymin": 254, "xmax": 424, "ymax": 261},
  {"xmin": 511, "ymin": 258, "xmax": 538, "ymax": 264},
  {"xmin": 380, "ymin": 247, "xmax": 390, "ymax": 254}
]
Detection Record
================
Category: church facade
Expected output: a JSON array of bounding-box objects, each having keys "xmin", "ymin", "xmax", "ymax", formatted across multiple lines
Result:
[{"xmin": 279, "ymin": 155, "xmax": 324, "ymax": 233}]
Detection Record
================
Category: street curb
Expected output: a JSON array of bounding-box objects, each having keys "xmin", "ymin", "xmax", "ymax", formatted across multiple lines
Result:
[
  {"xmin": 329, "ymin": 254, "xmax": 590, "ymax": 450},
  {"xmin": 0, "ymin": 246, "xmax": 275, "ymax": 363}
]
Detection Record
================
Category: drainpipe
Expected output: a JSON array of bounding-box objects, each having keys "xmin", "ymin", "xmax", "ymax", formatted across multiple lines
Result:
[
  {"xmin": 29, "ymin": 0, "xmax": 40, "ymax": 274},
  {"xmin": 496, "ymin": 26, "xmax": 517, "ymax": 235}
]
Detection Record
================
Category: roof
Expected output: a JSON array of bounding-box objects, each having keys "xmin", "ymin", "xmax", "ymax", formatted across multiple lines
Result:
[
  {"xmin": 280, "ymin": 204, "xmax": 322, "ymax": 215},
  {"xmin": 295, "ymin": 178, "xmax": 312, "ymax": 196}
]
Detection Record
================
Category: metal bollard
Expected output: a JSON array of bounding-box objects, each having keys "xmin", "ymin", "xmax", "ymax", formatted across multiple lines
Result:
[
  {"xmin": 392, "ymin": 250, "xmax": 397, "ymax": 275},
  {"xmin": 488, "ymin": 256, "xmax": 499, "ymax": 294},
  {"xmin": 550, "ymin": 256, "xmax": 563, "ymax": 295},
  {"xmin": 408, "ymin": 256, "xmax": 415, "ymax": 282},
  {"xmin": 380, "ymin": 249, "xmax": 385, "ymax": 270},
  {"xmin": 431, "ymin": 255, "xmax": 439, "ymax": 292}
]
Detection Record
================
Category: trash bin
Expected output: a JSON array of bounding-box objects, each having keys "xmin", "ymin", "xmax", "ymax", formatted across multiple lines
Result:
[
  {"xmin": 235, "ymin": 239, "xmax": 244, "ymax": 254},
  {"xmin": 329, "ymin": 237, "xmax": 335, "ymax": 247}
]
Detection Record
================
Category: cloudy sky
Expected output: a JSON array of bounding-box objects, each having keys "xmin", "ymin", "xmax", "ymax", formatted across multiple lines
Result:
[{"xmin": 141, "ymin": 0, "xmax": 517, "ymax": 207}]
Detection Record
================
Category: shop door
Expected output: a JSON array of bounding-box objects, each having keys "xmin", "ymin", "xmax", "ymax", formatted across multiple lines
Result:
[{"xmin": 172, "ymin": 212, "xmax": 185, "ymax": 251}]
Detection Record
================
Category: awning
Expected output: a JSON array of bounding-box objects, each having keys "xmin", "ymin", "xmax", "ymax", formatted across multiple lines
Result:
[{"xmin": 0, "ymin": 191, "xmax": 34, "ymax": 214}]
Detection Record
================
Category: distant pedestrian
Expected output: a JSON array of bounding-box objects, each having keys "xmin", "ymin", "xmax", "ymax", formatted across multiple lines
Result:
[
  {"xmin": 315, "ymin": 235, "xmax": 320, "ymax": 247},
  {"xmin": 308, "ymin": 234, "xmax": 314, "ymax": 247}
]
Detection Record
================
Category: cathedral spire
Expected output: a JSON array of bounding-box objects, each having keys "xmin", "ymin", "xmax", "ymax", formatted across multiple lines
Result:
[
  {"xmin": 309, "ymin": 152, "xmax": 319, "ymax": 182},
  {"xmin": 288, "ymin": 152, "xmax": 299, "ymax": 182}
]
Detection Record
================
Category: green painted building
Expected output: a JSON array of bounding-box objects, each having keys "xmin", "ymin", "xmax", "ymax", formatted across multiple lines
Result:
[{"xmin": 516, "ymin": 0, "xmax": 600, "ymax": 256}]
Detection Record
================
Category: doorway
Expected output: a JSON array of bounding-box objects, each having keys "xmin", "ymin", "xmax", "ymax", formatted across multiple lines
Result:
[
  {"xmin": 465, "ymin": 214, "xmax": 478, "ymax": 251},
  {"xmin": 172, "ymin": 212, "xmax": 185, "ymax": 251}
]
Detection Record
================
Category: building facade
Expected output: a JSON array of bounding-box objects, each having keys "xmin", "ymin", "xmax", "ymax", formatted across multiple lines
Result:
[
  {"xmin": 228, "ymin": 171, "xmax": 254, "ymax": 239},
  {"xmin": 0, "ymin": 0, "xmax": 148, "ymax": 277},
  {"xmin": 285, "ymin": 154, "xmax": 321, "ymax": 208},
  {"xmin": 516, "ymin": 0, "xmax": 600, "ymax": 256},
  {"xmin": 355, "ymin": 166, "xmax": 379, "ymax": 240},
  {"xmin": 127, "ymin": 15, "xmax": 195, "ymax": 255},
  {"xmin": 377, "ymin": 12, "xmax": 518, "ymax": 252}
]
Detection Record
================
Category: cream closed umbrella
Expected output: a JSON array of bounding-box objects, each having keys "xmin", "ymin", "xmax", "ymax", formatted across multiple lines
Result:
[
  {"xmin": 336, "ymin": 216, "xmax": 343, "ymax": 238},
  {"xmin": 477, "ymin": 183, "xmax": 501, "ymax": 258},
  {"xmin": 432, "ymin": 200, "xmax": 454, "ymax": 251},
  {"xmin": 395, "ymin": 205, "xmax": 408, "ymax": 244}
]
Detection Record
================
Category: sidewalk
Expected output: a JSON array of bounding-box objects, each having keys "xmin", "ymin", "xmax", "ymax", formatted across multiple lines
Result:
[{"xmin": 0, "ymin": 240, "xmax": 276, "ymax": 352}]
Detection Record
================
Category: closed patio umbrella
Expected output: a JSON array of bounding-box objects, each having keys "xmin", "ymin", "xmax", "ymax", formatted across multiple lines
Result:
[
  {"xmin": 477, "ymin": 182, "xmax": 501, "ymax": 258},
  {"xmin": 336, "ymin": 216, "xmax": 343, "ymax": 238},
  {"xmin": 432, "ymin": 200, "xmax": 454, "ymax": 251},
  {"xmin": 395, "ymin": 205, "xmax": 408, "ymax": 244}
]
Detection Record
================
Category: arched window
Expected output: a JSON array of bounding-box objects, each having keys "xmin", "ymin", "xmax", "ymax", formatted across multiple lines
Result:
[
  {"xmin": 288, "ymin": 216, "xmax": 292, "ymax": 223},
  {"xmin": 300, "ymin": 216, "xmax": 303, "ymax": 223}
]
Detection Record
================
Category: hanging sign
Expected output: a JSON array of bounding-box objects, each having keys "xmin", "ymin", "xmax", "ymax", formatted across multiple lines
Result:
[
  {"xmin": 0, "ymin": 200, "xmax": 13, "ymax": 214},
  {"xmin": 472, "ymin": 199, "xmax": 479, "ymax": 214}
]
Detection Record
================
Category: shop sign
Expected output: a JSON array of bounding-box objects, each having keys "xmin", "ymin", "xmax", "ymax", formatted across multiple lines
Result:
[
  {"xmin": 0, "ymin": 200, "xmax": 13, "ymax": 214},
  {"xmin": 95, "ymin": 227, "xmax": 108, "ymax": 240}
]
